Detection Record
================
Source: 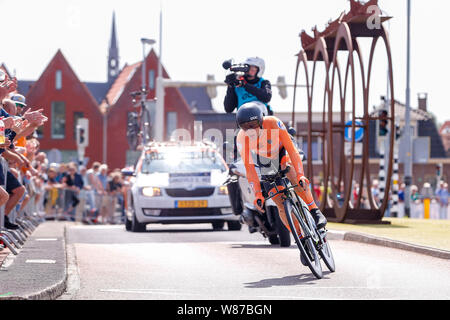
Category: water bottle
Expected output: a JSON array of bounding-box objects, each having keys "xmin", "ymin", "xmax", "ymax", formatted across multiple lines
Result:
[{"xmin": 0, "ymin": 119, "xmax": 5, "ymax": 144}]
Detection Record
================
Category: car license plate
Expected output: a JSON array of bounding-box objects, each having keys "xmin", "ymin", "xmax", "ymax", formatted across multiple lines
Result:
[
  {"xmin": 169, "ymin": 173, "xmax": 211, "ymax": 186},
  {"xmin": 175, "ymin": 200, "xmax": 208, "ymax": 208}
]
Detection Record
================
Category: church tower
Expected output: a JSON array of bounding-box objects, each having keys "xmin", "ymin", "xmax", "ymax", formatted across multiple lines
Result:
[{"xmin": 107, "ymin": 12, "xmax": 119, "ymax": 84}]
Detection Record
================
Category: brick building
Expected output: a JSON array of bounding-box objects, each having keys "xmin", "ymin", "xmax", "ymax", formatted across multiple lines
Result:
[{"xmin": 12, "ymin": 13, "xmax": 212, "ymax": 169}]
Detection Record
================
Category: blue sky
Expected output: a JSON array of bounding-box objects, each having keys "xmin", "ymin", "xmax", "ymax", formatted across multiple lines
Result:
[{"xmin": 1, "ymin": 0, "xmax": 449, "ymax": 125}]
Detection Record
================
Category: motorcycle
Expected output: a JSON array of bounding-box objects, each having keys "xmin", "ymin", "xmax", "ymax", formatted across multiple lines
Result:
[
  {"xmin": 223, "ymin": 127, "xmax": 305, "ymax": 247},
  {"xmin": 224, "ymin": 159, "xmax": 291, "ymax": 247}
]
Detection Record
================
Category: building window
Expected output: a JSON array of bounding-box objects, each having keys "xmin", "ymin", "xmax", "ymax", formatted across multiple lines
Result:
[
  {"xmin": 302, "ymin": 138, "xmax": 321, "ymax": 161},
  {"xmin": 51, "ymin": 101, "xmax": 66, "ymax": 139},
  {"xmin": 166, "ymin": 112, "xmax": 177, "ymax": 140},
  {"xmin": 73, "ymin": 112, "xmax": 84, "ymax": 140},
  {"xmin": 55, "ymin": 70, "xmax": 62, "ymax": 90},
  {"xmin": 36, "ymin": 126, "xmax": 44, "ymax": 139},
  {"xmin": 149, "ymin": 70, "xmax": 155, "ymax": 89}
]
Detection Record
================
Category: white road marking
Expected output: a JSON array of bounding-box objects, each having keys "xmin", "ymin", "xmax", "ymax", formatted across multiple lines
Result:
[
  {"xmin": 99, "ymin": 289, "xmax": 201, "ymax": 296},
  {"xmin": 25, "ymin": 259, "xmax": 56, "ymax": 264},
  {"xmin": 35, "ymin": 238, "xmax": 58, "ymax": 241}
]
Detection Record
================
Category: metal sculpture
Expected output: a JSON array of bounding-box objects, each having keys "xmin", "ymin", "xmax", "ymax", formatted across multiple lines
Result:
[{"xmin": 292, "ymin": 0, "xmax": 395, "ymax": 223}]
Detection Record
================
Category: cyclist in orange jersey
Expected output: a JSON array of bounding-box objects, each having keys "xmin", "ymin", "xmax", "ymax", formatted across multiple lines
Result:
[{"xmin": 235, "ymin": 102, "xmax": 327, "ymax": 232}]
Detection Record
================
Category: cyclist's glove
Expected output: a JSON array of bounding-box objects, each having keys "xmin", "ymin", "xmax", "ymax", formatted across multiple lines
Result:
[{"xmin": 298, "ymin": 176, "xmax": 310, "ymax": 191}]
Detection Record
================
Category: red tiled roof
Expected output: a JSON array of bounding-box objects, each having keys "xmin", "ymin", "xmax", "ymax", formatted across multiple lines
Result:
[
  {"xmin": 439, "ymin": 121, "xmax": 450, "ymax": 134},
  {"xmin": 99, "ymin": 61, "xmax": 141, "ymax": 113}
]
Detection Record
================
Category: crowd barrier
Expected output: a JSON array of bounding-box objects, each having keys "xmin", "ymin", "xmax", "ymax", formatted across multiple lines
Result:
[
  {"xmin": 43, "ymin": 184, "xmax": 124, "ymax": 225},
  {"xmin": 0, "ymin": 158, "xmax": 44, "ymax": 255},
  {"xmin": 389, "ymin": 202, "xmax": 450, "ymax": 220}
]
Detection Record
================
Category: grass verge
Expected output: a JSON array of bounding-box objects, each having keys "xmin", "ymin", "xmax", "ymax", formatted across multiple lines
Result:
[{"xmin": 327, "ymin": 218, "xmax": 450, "ymax": 251}]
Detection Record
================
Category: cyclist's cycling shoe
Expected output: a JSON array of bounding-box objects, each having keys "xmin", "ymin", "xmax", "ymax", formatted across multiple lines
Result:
[
  {"xmin": 248, "ymin": 226, "xmax": 258, "ymax": 234},
  {"xmin": 310, "ymin": 208, "xmax": 327, "ymax": 229}
]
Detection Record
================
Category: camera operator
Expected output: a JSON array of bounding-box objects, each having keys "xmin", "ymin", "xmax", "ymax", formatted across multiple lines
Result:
[{"xmin": 223, "ymin": 57, "xmax": 273, "ymax": 115}]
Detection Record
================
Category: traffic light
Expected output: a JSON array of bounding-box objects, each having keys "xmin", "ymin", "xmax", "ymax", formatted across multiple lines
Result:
[
  {"xmin": 76, "ymin": 118, "xmax": 89, "ymax": 148},
  {"xmin": 436, "ymin": 163, "xmax": 443, "ymax": 177},
  {"xmin": 78, "ymin": 128, "xmax": 85, "ymax": 144},
  {"xmin": 379, "ymin": 110, "xmax": 388, "ymax": 137}
]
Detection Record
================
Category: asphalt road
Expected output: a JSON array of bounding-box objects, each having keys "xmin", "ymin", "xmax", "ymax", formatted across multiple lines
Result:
[{"xmin": 60, "ymin": 222, "xmax": 450, "ymax": 300}]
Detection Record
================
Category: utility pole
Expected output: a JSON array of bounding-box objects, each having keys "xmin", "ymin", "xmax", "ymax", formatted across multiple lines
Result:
[
  {"xmin": 404, "ymin": 0, "xmax": 412, "ymax": 217},
  {"xmin": 155, "ymin": 6, "xmax": 165, "ymax": 142}
]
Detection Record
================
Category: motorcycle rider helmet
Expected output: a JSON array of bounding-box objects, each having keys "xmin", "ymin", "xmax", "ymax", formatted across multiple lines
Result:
[
  {"xmin": 236, "ymin": 101, "xmax": 265, "ymax": 130},
  {"xmin": 244, "ymin": 57, "xmax": 265, "ymax": 78}
]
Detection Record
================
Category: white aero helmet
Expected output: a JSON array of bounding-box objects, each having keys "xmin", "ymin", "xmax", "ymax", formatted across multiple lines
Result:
[{"xmin": 244, "ymin": 57, "xmax": 265, "ymax": 78}]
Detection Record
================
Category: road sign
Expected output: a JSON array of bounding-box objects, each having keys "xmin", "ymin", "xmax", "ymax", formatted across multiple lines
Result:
[{"xmin": 345, "ymin": 120, "xmax": 364, "ymax": 142}]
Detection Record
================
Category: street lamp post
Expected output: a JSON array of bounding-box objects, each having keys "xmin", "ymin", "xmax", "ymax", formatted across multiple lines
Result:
[
  {"xmin": 404, "ymin": 0, "xmax": 412, "ymax": 217},
  {"xmin": 155, "ymin": 8, "xmax": 165, "ymax": 142},
  {"xmin": 140, "ymin": 38, "xmax": 156, "ymax": 145}
]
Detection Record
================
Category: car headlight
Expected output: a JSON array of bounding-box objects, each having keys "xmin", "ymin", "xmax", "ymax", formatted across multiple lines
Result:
[
  {"xmin": 141, "ymin": 187, "xmax": 162, "ymax": 197},
  {"xmin": 218, "ymin": 186, "xmax": 229, "ymax": 195}
]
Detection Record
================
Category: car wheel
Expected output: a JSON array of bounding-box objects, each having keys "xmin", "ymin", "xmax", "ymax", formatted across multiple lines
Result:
[
  {"xmin": 131, "ymin": 213, "xmax": 146, "ymax": 232},
  {"xmin": 212, "ymin": 221, "xmax": 225, "ymax": 230},
  {"xmin": 130, "ymin": 197, "xmax": 146, "ymax": 232},
  {"xmin": 227, "ymin": 220, "xmax": 242, "ymax": 231},
  {"xmin": 125, "ymin": 218, "xmax": 132, "ymax": 231}
]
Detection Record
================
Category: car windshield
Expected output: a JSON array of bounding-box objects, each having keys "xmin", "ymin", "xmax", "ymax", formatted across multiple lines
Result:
[{"xmin": 141, "ymin": 151, "xmax": 226, "ymax": 174}]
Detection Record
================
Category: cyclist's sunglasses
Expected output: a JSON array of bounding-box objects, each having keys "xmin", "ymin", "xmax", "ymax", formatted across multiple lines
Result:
[{"xmin": 240, "ymin": 120, "xmax": 260, "ymax": 131}]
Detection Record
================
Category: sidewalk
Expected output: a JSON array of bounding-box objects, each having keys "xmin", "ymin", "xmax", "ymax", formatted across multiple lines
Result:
[{"xmin": 0, "ymin": 221, "xmax": 67, "ymax": 300}]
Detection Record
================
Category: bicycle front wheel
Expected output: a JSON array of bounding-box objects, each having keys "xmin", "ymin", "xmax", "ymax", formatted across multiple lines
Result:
[
  {"xmin": 284, "ymin": 198, "xmax": 323, "ymax": 279},
  {"xmin": 317, "ymin": 229, "xmax": 336, "ymax": 272}
]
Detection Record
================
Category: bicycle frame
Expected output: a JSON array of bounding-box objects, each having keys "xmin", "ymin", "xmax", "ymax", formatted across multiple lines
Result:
[{"xmin": 262, "ymin": 168, "xmax": 319, "ymax": 244}]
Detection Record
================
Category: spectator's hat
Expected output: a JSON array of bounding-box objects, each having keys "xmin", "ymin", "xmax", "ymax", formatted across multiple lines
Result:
[
  {"xmin": 49, "ymin": 162, "xmax": 60, "ymax": 170},
  {"xmin": 10, "ymin": 93, "xmax": 27, "ymax": 108}
]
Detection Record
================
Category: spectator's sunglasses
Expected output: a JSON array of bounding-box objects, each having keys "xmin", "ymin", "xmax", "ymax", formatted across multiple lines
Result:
[
  {"xmin": 240, "ymin": 120, "xmax": 260, "ymax": 131},
  {"xmin": 15, "ymin": 103, "xmax": 25, "ymax": 109}
]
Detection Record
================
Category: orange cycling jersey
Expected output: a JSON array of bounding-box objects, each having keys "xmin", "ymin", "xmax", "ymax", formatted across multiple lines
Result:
[{"xmin": 236, "ymin": 116, "xmax": 304, "ymax": 198}]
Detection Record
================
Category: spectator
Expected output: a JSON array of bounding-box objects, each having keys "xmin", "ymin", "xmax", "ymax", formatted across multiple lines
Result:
[
  {"xmin": 85, "ymin": 162, "xmax": 102, "ymax": 222},
  {"xmin": 97, "ymin": 164, "xmax": 110, "ymax": 223},
  {"xmin": 313, "ymin": 178, "xmax": 321, "ymax": 205},
  {"xmin": 398, "ymin": 183, "xmax": 405, "ymax": 203},
  {"xmin": 77, "ymin": 165, "xmax": 90, "ymax": 221},
  {"xmin": 371, "ymin": 180, "xmax": 380, "ymax": 205},
  {"xmin": 106, "ymin": 172, "xmax": 123, "ymax": 224},
  {"xmin": 43, "ymin": 167, "xmax": 65, "ymax": 218},
  {"xmin": 411, "ymin": 185, "xmax": 420, "ymax": 202},
  {"xmin": 62, "ymin": 163, "xmax": 83, "ymax": 219},
  {"xmin": 56, "ymin": 163, "xmax": 67, "ymax": 182},
  {"xmin": 435, "ymin": 181, "xmax": 449, "ymax": 220}
]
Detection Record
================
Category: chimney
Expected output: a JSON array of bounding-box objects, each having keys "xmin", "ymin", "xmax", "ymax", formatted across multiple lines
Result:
[{"xmin": 418, "ymin": 93, "xmax": 428, "ymax": 112}]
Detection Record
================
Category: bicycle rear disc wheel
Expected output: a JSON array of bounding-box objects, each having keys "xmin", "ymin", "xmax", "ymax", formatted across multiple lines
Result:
[{"xmin": 284, "ymin": 199, "xmax": 322, "ymax": 279}]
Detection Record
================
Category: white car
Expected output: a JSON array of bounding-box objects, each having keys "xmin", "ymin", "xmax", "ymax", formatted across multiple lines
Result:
[{"xmin": 124, "ymin": 142, "xmax": 241, "ymax": 232}]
